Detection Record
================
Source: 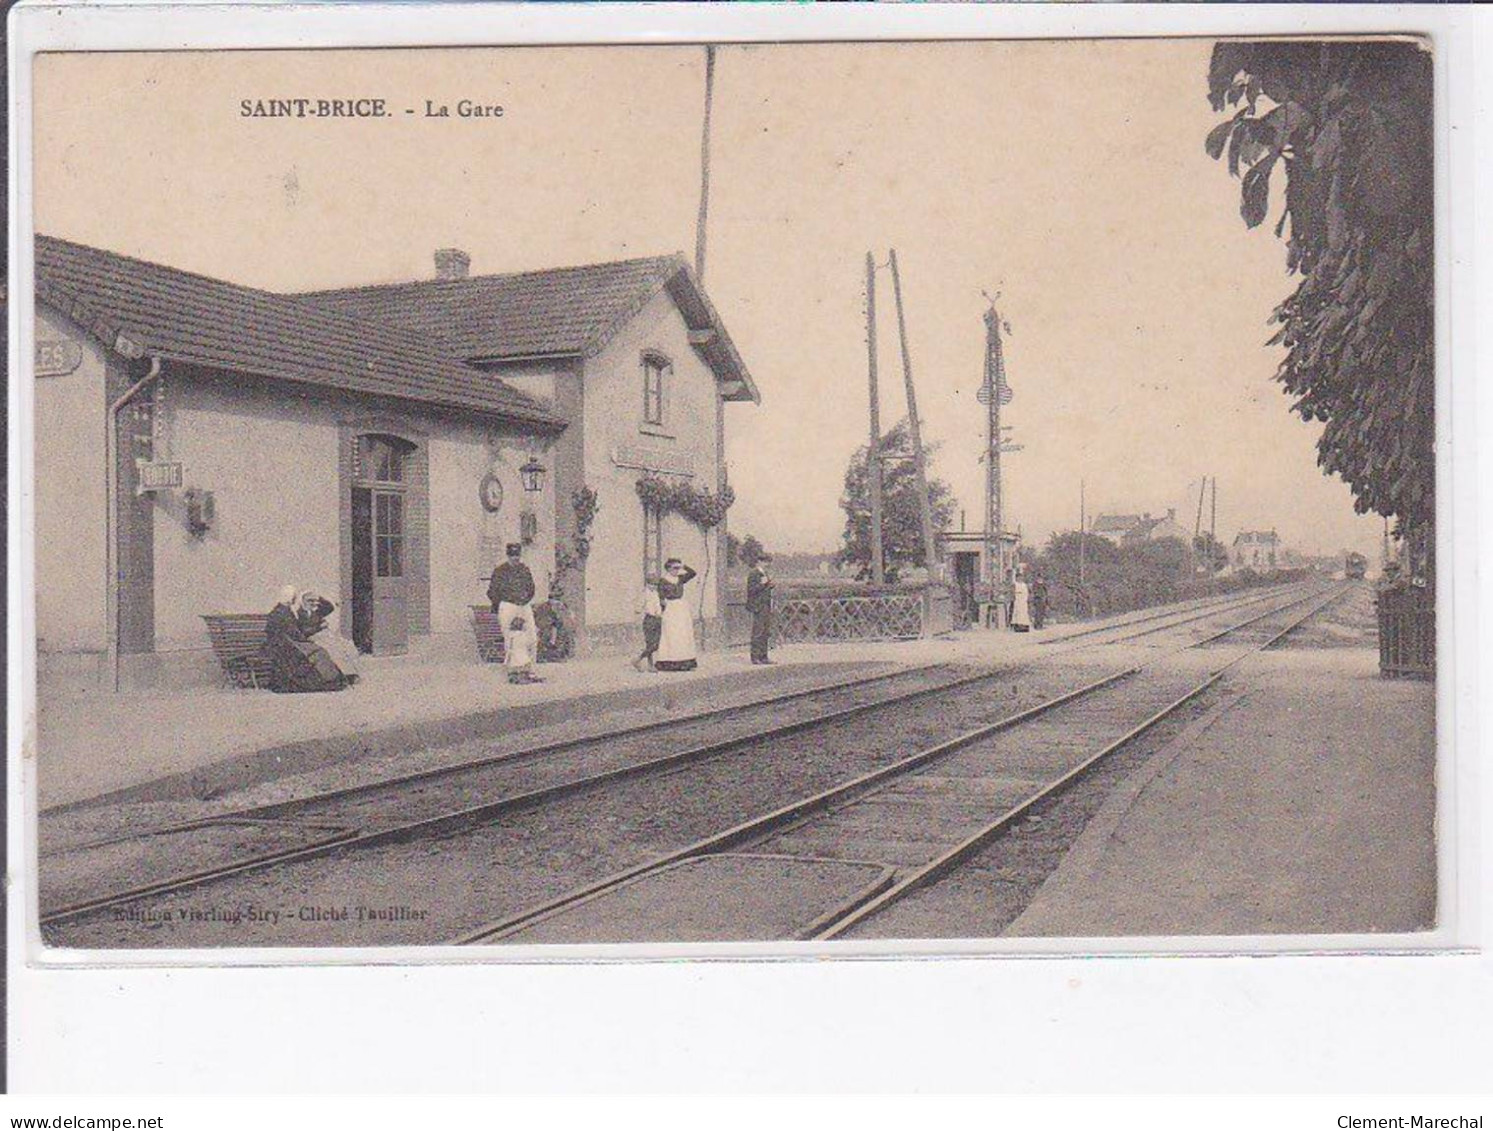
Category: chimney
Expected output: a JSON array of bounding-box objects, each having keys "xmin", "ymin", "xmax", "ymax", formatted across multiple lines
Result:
[{"xmin": 434, "ymin": 248, "xmax": 471, "ymax": 281}]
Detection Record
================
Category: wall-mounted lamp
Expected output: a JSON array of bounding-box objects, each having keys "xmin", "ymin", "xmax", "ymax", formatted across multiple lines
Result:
[
  {"xmin": 519, "ymin": 457, "xmax": 547, "ymax": 494},
  {"xmin": 184, "ymin": 487, "xmax": 215, "ymax": 538}
]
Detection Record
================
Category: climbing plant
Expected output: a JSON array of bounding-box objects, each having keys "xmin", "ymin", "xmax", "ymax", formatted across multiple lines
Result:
[
  {"xmin": 551, "ymin": 485, "xmax": 600, "ymax": 601},
  {"xmin": 636, "ymin": 474, "xmax": 735, "ymax": 620},
  {"xmin": 634, "ymin": 475, "xmax": 734, "ymax": 531}
]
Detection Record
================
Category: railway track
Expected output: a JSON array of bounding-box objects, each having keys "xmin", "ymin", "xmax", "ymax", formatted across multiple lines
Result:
[
  {"xmin": 39, "ymin": 581, "xmax": 1336, "ymax": 943},
  {"xmin": 1037, "ymin": 580, "xmax": 1315, "ymax": 650},
  {"xmin": 460, "ymin": 581, "xmax": 1352, "ymax": 945}
]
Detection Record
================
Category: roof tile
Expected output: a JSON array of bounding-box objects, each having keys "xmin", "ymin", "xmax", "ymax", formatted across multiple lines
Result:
[{"xmin": 35, "ymin": 236, "xmax": 564, "ymax": 430}]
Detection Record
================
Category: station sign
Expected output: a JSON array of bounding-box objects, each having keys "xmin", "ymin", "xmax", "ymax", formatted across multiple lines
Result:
[
  {"xmin": 611, "ymin": 444, "xmax": 695, "ymax": 478},
  {"xmin": 35, "ymin": 340, "xmax": 83, "ymax": 378},
  {"xmin": 136, "ymin": 460, "xmax": 184, "ymax": 494}
]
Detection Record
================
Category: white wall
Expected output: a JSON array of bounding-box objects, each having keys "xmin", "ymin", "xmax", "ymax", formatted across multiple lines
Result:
[
  {"xmin": 427, "ymin": 426, "xmax": 555, "ymax": 636},
  {"xmin": 33, "ymin": 304, "xmax": 111, "ymax": 653},
  {"xmin": 581, "ymin": 288, "xmax": 723, "ymax": 628},
  {"xmin": 153, "ymin": 380, "xmax": 345, "ymax": 651}
]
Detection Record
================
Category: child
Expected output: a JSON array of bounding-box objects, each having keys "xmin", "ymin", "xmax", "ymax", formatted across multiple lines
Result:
[{"xmin": 633, "ymin": 576, "xmax": 663, "ymax": 671}]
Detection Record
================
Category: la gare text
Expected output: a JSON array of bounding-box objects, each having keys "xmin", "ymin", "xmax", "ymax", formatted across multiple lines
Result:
[{"xmin": 239, "ymin": 99, "xmax": 505, "ymax": 120}]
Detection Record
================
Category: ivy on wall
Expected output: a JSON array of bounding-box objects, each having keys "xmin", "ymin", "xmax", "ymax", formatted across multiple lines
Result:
[
  {"xmin": 634, "ymin": 474, "xmax": 735, "ymax": 530},
  {"xmin": 551, "ymin": 485, "xmax": 600, "ymax": 601},
  {"xmin": 636, "ymin": 474, "xmax": 735, "ymax": 623}
]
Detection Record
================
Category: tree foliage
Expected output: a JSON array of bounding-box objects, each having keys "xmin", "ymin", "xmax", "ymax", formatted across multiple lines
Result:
[
  {"xmin": 837, "ymin": 418, "xmax": 958, "ymax": 582},
  {"xmin": 739, "ymin": 534, "xmax": 767, "ymax": 567},
  {"xmin": 1205, "ymin": 41, "xmax": 1433, "ymax": 536}
]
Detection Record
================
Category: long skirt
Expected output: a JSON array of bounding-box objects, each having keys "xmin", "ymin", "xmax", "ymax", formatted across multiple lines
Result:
[
  {"xmin": 1010, "ymin": 585, "xmax": 1032, "ymax": 631},
  {"xmin": 654, "ymin": 598, "xmax": 697, "ymax": 671},
  {"xmin": 500, "ymin": 601, "xmax": 537, "ymax": 670},
  {"xmin": 267, "ymin": 639, "xmax": 347, "ymax": 693}
]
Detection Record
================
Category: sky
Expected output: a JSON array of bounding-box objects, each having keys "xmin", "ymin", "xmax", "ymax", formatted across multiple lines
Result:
[{"xmin": 33, "ymin": 42, "xmax": 1386, "ymax": 558}]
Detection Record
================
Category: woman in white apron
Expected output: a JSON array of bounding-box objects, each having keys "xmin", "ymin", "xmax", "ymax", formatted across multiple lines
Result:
[
  {"xmin": 1010, "ymin": 572, "xmax": 1032, "ymax": 632},
  {"xmin": 653, "ymin": 559, "xmax": 699, "ymax": 671}
]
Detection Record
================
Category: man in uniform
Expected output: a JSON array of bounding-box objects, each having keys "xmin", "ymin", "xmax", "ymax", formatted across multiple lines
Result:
[
  {"xmin": 746, "ymin": 552, "xmax": 775, "ymax": 665},
  {"xmin": 488, "ymin": 542, "xmax": 540, "ymax": 684}
]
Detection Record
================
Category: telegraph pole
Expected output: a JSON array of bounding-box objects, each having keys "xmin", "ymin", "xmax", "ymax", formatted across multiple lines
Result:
[
  {"xmin": 888, "ymin": 249, "xmax": 939, "ymax": 579},
  {"xmin": 694, "ymin": 45, "xmax": 716, "ymax": 282},
  {"xmin": 1078, "ymin": 478, "xmax": 1086, "ymax": 588},
  {"xmin": 866, "ymin": 253, "xmax": 885, "ymax": 585},
  {"xmin": 1209, "ymin": 476, "xmax": 1218, "ymax": 580}
]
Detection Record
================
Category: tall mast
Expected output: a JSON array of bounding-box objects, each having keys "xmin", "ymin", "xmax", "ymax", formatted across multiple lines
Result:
[
  {"xmin": 866, "ymin": 253, "xmax": 885, "ymax": 585},
  {"xmin": 694, "ymin": 45, "xmax": 716, "ymax": 282},
  {"xmin": 983, "ymin": 307, "xmax": 1003, "ymax": 588},
  {"xmin": 888, "ymin": 249, "xmax": 939, "ymax": 578},
  {"xmin": 1079, "ymin": 477, "xmax": 1086, "ymax": 587}
]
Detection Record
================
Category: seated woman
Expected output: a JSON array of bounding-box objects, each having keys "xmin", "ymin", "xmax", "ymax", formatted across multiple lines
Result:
[
  {"xmin": 297, "ymin": 590, "xmax": 361, "ymax": 679},
  {"xmin": 263, "ymin": 585, "xmax": 352, "ymax": 693}
]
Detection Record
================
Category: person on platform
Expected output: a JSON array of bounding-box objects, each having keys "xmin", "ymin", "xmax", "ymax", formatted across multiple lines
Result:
[
  {"xmin": 632, "ymin": 576, "xmax": 664, "ymax": 672},
  {"xmin": 263, "ymin": 584, "xmax": 352, "ymax": 693},
  {"xmin": 1010, "ymin": 569, "xmax": 1032, "ymax": 632},
  {"xmin": 488, "ymin": 542, "xmax": 541, "ymax": 685},
  {"xmin": 1029, "ymin": 574, "xmax": 1049, "ymax": 631},
  {"xmin": 746, "ymin": 553, "xmax": 775, "ymax": 665},
  {"xmin": 653, "ymin": 558, "xmax": 699, "ymax": 672},
  {"xmin": 296, "ymin": 589, "xmax": 362, "ymax": 679}
]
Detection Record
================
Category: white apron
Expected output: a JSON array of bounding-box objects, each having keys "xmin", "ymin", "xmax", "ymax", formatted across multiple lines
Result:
[
  {"xmin": 654, "ymin": 592, "xmax": 697, "ymax": 669},
  {"xmin": 1011, "ymin": 581, "xmax": 1032, "ymax": 629}
]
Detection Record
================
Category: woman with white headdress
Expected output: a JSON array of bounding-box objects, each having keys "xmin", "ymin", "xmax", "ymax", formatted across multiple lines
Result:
[{"xmin": 263, "ymin": 584, "xmax": 351, "ymax": 693}]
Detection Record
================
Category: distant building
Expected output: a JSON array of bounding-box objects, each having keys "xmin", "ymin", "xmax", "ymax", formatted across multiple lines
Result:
[
  {"xmin": 1091, "ymin": 508, "xmax": 1191, "ymax": 548},
  {"xmin": 1090, "ymin": 514, "xmax": 1143, "ymax": 545},
  {"xmin": 1123, "ymin": 508, "xmax": 1191, "ymax": 548},
  {"xmin": 1232, "ymin": 529, "xmax": 1282, "ymax": 571}
]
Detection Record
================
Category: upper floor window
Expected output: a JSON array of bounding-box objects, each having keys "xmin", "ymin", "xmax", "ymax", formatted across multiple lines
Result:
[{"xmin": 642, "ymin": 352, "xmax": 671, "ymax": 428}]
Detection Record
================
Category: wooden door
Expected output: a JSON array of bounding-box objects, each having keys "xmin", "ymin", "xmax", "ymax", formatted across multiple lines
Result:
[{"xmin": 370, "ymin": 488, "xmax": 408, "ymax": 654}]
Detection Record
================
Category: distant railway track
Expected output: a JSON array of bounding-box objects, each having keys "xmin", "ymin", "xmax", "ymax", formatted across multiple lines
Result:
[
  {"xmin": 40, "ymin": 581, "xmax": 1336, "ymax": 941},
  {"xmin": 460, "ymin": 582, "xmax": 1351, "ymax": 945},
  {"xmin": 1041, "ymin": 580, "xmax": 1318, "ymax": 651}
]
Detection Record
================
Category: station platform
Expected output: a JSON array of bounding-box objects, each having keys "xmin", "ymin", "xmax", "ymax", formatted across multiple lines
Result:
[
  {"xmin": 1004, "ymin": 645, "xmax": 1437, "ymax": 938},
  {"xmin": 31, "ymin": 628, "xmax": 1041, "ymax": 812}
]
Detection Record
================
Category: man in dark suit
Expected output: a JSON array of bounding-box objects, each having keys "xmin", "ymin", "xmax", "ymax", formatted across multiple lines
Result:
[
  {"xmin": 746, "ymin": 553, "xmax": 775, "ymax": 665},
  {"xmin": 488, "ymin": 542, "xmax": 540, "ymax": 684}
]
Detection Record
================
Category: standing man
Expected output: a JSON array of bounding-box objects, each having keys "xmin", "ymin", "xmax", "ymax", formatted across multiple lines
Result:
[
  {"xmin": 746, "ymin": 553, "xmax": 775, "ymax": 665},
  {"xmin": 489, "ymin": 542, "xmax": 540, "ymax": 685},
  {"xmin": 1030, "ymin": 574, "xmax": 1049, "ymax": 631}
]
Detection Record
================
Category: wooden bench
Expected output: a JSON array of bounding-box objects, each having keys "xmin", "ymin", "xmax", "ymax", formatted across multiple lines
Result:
[
  {"xmin": 202, "ymin": 613, "xmax": 273, "ymax": 689},
  {"xmin": 470, "ymin": 606, "xmax": 507, "ymax": 664}
]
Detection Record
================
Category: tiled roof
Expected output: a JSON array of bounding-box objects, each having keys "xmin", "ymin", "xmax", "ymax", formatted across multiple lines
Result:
[
  {"xmin": 34, "ymin": 236, "xmax": 564, "ymax": 430},
  {"xmin": 304, "ymin": 254, "xmax": 760, "ymax": 403},
  {"xmin": 1091, "ymin": 514, "xmax": 1142, "ymax": 534},
  {"xmin": 306, "ymin": 255, "xmax": 683, "ymax": 359}
]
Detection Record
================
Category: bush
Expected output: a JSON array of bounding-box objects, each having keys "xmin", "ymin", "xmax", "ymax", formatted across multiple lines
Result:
[{"xmin": 1029, "ymin": 532, "xmax": 1306, "ymax": 622}]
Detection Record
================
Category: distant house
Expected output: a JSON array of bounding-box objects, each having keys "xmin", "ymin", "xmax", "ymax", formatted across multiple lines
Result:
[
  {"xmin": 1232, "ymin": 530, "xmax": 1282, "ymax": 571},
  {"xmin": 1090, "ymin": 514, "xmax": 1143, "ymax": 545},
  {"xmin": 1123, "ymin": 508, "xmax": 1191, "ymax": 548},
  {"xmin": 1091, "ymin": 509, "xmax": 1191, "ymax": 548}
]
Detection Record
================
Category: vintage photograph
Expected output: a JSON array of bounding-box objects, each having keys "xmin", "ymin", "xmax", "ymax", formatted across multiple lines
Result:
[{"xmin": 23, "ymin": 37, "xmax": 1437, "ymax": 951}]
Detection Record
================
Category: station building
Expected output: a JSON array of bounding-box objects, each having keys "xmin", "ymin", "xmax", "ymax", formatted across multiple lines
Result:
[{"xmin": 33, "ymin": 236, "xmax": 759, "ymax": 690}]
